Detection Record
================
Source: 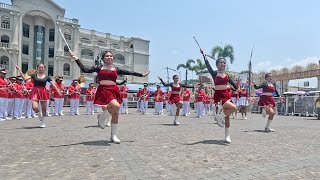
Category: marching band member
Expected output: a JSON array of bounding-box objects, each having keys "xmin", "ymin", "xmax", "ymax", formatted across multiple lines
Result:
[
  {"xmin": 6, "ymin": 77, "xmax": 16, "ymax": 118},
  {"xmin": 239, "ymin": 86, "xmax": 249, "ymax": 119},
  {"xmin": 24, "ymin": 74, "xmax": 35, "ymax": 118},
  {"xmin": 164, "ymin": 90, "xmax": 171, "ymax": 114},
  {"xmin": 158, "ymin": 75, "xmax": 195, "ymax": 125},
  {"xmin": 136, "ymin": 88, "xmax": 142, "ymax": 112},
  {"xmin": 52, "ymin": 76, "xmax": 65, "ymax": 116},
  {"xmin": 71, "ymin": 50, "xmax": 149, "ymax": 144},
  {"xmin": 12, "ymin": 76, "xmax": 26, "ymax": 119},
  {"xmin": 16, "ymin": 63, "xmax": 62, "ymax": 128},
  {"xmin": 230, "ymin": 89, "xmax": 239, "ymax": 119},
  {"xmin": 86, "ymin": 83, "xmax": 96, "ymax": 115},
  {"xmin": 253, "ymin": 73, "xmax": 279, "ymax": 132},
  {"xmin": 46, "ymin": 85, "xmax": 53, "ymax": 116},
  {"xmin": 0, "ymin": 69, "xmax": 10, "ymax": 121},
  {"xmin": 154, "ymin": 84, "xmax": 164, "ymax": 115},
  {"xmin": 205, "ymin": 90, "xmax": 211, "ymax": 114},
  {"xmin": 196, "ymin": 85, "xmax": 205, "ymax": 118},
  {"xmin": 119, "ymin": 79, "xmax": 129, "ymax": 114},
  {"xmin": 139, "ymin": 83, "xmax": 150, "ymax": 115},
  {"xmin": 68, "ymin": 79, "xmax": 83, "ymax": 115},
  {"xmin": 181, "ymin": 87, "xmax": 191, "ymax": 116},
  {"xmin": 201, "ymin": 49, "xmax": 238, "ymax": 143}
]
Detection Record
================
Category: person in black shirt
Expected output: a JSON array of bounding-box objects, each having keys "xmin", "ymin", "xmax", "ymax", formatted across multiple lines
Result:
[{"xmin": 16, "ymin": 63, "xmax": 61, "ymax": 128}]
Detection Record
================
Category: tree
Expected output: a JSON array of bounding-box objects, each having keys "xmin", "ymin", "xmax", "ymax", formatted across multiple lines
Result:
[
  {"xmin": 211, "ymin": 44, "xmax": 235, "ymax": 64},
  {"xmin": 177, "ymin": 59, "xmax": 195, "ymax": 84},
  {"xmin": 192, "ymin": 59, "xmax": 207, "ymax": 83}
]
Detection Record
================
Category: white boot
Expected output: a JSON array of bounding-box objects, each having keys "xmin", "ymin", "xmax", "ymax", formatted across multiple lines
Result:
[
  {"xmin": 171, "ymin": 105, "xmax": 177, "ymax": 116},
  {"xmin": 215, "ymin": 111, "xmax": 225, "ymax": 128},
  {"xmin": 262, "ymin": 107, "xmax": 266, "ymax": 118},
  {"xmin": 225, "ymin": 127, "xmax": 231, "ymax": 143},
  {"xmin": 265, "ymin": 120, "xmax": 275, "ymax": 132},
  {"xmin": 173, "ymin": 116, "xmax": 180, "ymax": 125},
  {"xmin": 97, "ymin": 110, "xmax": 111, "ymax": 129},
  {"xmin": 110, "ymin": 123, "xmax": 120, "ymax": 144},
  {"xmin": 40, "ymin": 117, "xmax": 46, "ymax": 128},
  {"xmin": 106, "ymin": 116, "xmax": 111, "ymax": 127}
]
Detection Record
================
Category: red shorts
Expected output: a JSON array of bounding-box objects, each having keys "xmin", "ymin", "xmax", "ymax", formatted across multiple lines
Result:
[
  {"xmin": 214, "ymin": 90, "xmax": 231, "ymax": 105},
  {"xmin": 94, "ymin": 85, "xmax": 122, "ymax": 106},
  {"xmin": 259, "ymin": 95, "xmax": 275, "ymax": 107},
  {"xmin": 169, "ymin": 94, "xmax": 181, "ymax": 104},
  {"xmin": 30, "ymin": 86, "xmax": 49, "ymax": 101}
]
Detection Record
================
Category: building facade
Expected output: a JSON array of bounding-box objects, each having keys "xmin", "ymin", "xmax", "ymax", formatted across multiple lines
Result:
[{"xmin": 0, "ymin": 0, "xmax": 150, "ymax": 85}]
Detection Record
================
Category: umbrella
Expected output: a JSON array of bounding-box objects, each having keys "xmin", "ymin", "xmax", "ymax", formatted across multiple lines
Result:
[{"xmin": 283, "ymin": 92, "xmax": 297, "ymax": 96}]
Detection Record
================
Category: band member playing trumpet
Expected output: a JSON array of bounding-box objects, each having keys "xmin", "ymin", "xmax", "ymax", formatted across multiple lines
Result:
[
  {"xmin": 196, "ymin": 85, "xmax": 205, "ymax": 118},
  {"xmin": 53, "ymin": 76, "xmax": 65, "ymax": 116},
  {"xmin": 86, "ymin": 83, "xmax": 96, "ymax": 115},
  {"xmin": 181, "ymin": 87, "xmax": 191, "ymax": 116},
  {"xmin": 138, "ymin": 83, "xmax": 150, "ymax": 115},
  {"xmin": 154, "ymin": 84, "xmax": 164, "ymax": 115}
]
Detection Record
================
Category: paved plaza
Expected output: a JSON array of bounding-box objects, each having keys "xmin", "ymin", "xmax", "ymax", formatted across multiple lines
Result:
[{"xmin": 0, "ymin": 108, "xmax": 319, "ymax": 180}]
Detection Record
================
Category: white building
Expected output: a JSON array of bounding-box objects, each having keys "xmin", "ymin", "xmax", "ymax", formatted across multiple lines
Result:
[{"xmin": 0, "ymin": 0, "xmax": 150, "ymax": 84}]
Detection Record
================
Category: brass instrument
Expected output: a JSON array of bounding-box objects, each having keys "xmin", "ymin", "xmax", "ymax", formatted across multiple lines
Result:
[
  {"xmin": 142, "ymin": 88, "xmax": 147, "ymax": 101},
  {"xmin": 155, "ymin": 89, "xmax": 161, "ymax": 101}
]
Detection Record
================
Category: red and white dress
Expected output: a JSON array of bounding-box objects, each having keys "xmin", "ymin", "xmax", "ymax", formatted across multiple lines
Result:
[
  {"xmin": 75, "ymin": 59, "xmax": 143, "ymax": 106},
  {"xmin": 29, "ymin": 74, "xmax": 52, "ymax": 101},
  {"xmin": 254, "ymin": 82, "xmax": 279, "ymax": 107}
]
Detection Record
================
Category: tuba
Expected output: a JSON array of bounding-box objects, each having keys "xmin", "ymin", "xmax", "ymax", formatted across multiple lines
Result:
[{"xmin": 77, "ymin": 75, "xmax": 86, "ymax": 87}]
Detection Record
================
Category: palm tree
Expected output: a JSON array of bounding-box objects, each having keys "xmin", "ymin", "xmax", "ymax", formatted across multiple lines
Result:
[
  {"xmin": 177, "ymin": 59, "xmax": 195, "ymax": 84},
  {"xmin": 211, "ymin": 44, "xmax": 235, "ymax": 64},
  {"xmin": 192, "ymin": 59, "xmax": 207, "ymax": 83}
]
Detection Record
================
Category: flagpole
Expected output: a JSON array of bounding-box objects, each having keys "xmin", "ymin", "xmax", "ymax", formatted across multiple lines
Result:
[{"xmin": 248, "ymin": 45, "xmax": 254, "ymax": 106}]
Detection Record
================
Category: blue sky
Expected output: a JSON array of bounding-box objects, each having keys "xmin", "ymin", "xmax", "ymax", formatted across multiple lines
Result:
[{"xmin": 3, "ymin": 0, "xmax": 320, "ymax": 87}]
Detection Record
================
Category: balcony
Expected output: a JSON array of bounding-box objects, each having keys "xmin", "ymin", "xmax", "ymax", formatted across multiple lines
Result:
[
  {"xmin": 1, "ymin": 23, "xmax": 10, "ymax": 30},
  {"xmin": 0, "ymin": 2, "xmax": 19, "ymax": 11},
  {"xmin": 57, "ymin": 15, "xmax": 79, "ymax": 24}
]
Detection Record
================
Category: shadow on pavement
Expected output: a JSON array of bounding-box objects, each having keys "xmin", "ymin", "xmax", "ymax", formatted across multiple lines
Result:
[
  {"xmin": 184, "ymin": 140, "xmax": 228, "ymax": 146},
  {"xmin": 84, "ymin": 125, "xmax": 99, "ymax": 128},
  {"xmin": 49, "ymin": 140, "xmax": 111, "ymax": 147},
  {"xmin": 243, "ymin": 130, "xmax": 270, "ymax": 133}
]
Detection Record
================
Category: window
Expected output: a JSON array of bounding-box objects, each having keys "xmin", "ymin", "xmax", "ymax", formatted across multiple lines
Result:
[
  {"xmin": 114, "ymin": 54, "xmax": 125, "ymax": 65},
  {"xmin": 0, "ymin": 56, "xmax": 9, "ymax": 70},
  {"xmin": 36, "ymin": 48, "xmax": 41, "ymax": 60},
  {"xmin": 112, "ymin": 43, "xmax": 120, "ymax": 49},
  {"xmin": 48, "ymin": 64, "xmax": 53, "ymax": 76},
  {"xmin": 49, "ymin": 47, "xmax": 54, "ymax": 58},
  {"xmin": 98, "ymin": 40, "xmax": 106, "ymax": 46},
  {"xmin": 23, "ymin": 23, "xmax": 30, "ymax": 38},
  {"xmin": 63, "ymin": 63, "xmax": 70, "ymax": 76},
  {"xmin": 81, "ymin": 49, "xmax": 94, "ymax": 59},
  {"xmin": 1, "ymin": 35, "xmax": 9, "ymax": 48},
  {"xmin": 22, "ymin": 62, "xmax": 28, "ymax": 73},
  {"xmin": 80, "ymin": 37, "xmax": 90, "ymax": 44},
  {"xmin": 1, "ymin": 16, "xmax": 10, "ymax": 29},
  {"xmin": 64, "ymin": 45, "xmax": 70, "ymax": 56},
  {"xmin": 64, "ymin": 28, "xmax": 71, "ymax": 41},
  {"xmin": 22, "ymin": 44, "xmax": 29, "ymax": 55},
  {"xmin": 49, "ymin": 29, "xmax": 55, "ymax": 41}
]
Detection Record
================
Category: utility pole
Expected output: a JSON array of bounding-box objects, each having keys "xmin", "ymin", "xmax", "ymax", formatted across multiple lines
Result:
[{"xmin": 164, "ymin": 67, "xmax": 178, "ymax": 83}]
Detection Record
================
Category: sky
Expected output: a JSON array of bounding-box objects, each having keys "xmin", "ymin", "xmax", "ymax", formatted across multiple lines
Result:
[{"xmin": 3, "ymin": 0, "xmax": 320, "ymax": 87}]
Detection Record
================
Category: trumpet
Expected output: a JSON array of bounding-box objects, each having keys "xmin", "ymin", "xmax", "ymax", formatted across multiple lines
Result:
[{"xmin": 155, "ymin": 90, "xmax": 161, "ymax": 101}]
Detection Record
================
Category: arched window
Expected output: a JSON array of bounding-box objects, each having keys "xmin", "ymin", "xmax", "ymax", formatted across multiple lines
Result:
[
  {"xmin": 112, "ymin": 43, "xmax": 120, "ymax": 49},
  {"xmin": 98, "ymin": 40, "xmax": 106, "ymax": 46},
  {"xmin": 0, "ymin": 56, "xmax": 9, "ymax": 70},
  {"xmin": 80, "ymin": 37, "xmax": 90, "ymax": 44},
  {"xmin": 114, "ymin": 54, "xmax": 125, "ymax": 65},
  {"xmin": 63, "ymin": 63, "xmax": 70, "ymax": 76},
  {"xmin": 64, "ymin": 45, "xmax": 71, "ymax": 56},
  {"xmin": 64, "ymin": 28, "xmax": 71, "ymax": 40},
  {"xmin": 1, "ymin": 16, "xmax": 10, "ymax": 29},
  {"xmin": 81, "ymin": 49, "xmax": 94, "ymax": 60},
  {"xmin": 1, "ymin": 35, "xmax": 9, "ymax": 48}
]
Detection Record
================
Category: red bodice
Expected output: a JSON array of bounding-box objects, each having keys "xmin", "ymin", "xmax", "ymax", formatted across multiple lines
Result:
[
  {"xmin": 98, "ymin": 69, "xmax": 118, "ymax": 82},
  {"xmin": 214, "ymin": 75, "xmax": 228, "ymax": 85}
]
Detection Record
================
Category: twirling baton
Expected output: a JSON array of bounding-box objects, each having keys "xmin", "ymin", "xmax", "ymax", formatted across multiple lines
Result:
[
  {"xmin": 193, "ymin": 37, "xmax": 215, "ymax": 60},
  {"xmin": 2, "ymin": 47, "xmax": 17, "ymax": 67},
  {"xmin": 59, "ymin": 29, "xmax": 71, "ymax": 52}
]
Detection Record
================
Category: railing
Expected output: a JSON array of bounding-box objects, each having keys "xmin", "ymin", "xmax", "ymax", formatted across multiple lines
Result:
[
  {"xmin": 57, "ymin": 15, "xmax": 78, "ymax": 24},
  {"xmin": 250, "ymin": 96, "xmax": 319, "ymax": 117},
  {"xmin": 1, "ymin": 23, "xmax": 10, "ymax": 29},
  {"xmin": 0, "ymin": 64, "xmax": 9, "ymax": 70},
  {"xmin": 0, "ymin": 2, "xmax": 19, "ymax": 11},
  {"xmin": 1, "ymin": 42, "xmax": 9, "ymax": 48}
]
